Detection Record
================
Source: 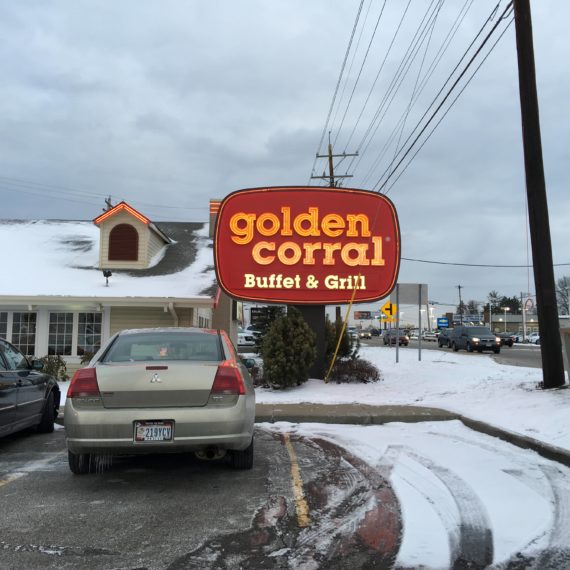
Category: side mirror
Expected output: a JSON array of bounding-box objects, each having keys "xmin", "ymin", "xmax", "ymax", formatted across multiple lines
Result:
[
  {"xmin": 31, "ymin": 359, "xmax": 44, "ymax": 371},
  {"xmin": 241, "ymin": 358, "xmax": 256, "ymax": 370}
]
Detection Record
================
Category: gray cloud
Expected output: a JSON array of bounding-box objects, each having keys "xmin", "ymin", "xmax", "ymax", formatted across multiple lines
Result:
[{"xmin": 0, "ymin": 0, "xmax": 568, "ymax": 307}]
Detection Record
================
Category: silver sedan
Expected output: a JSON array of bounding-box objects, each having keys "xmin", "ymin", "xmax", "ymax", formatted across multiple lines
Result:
[{"xmin": 64, "ymin": 328, "xmax": 255, "ymax": 474}]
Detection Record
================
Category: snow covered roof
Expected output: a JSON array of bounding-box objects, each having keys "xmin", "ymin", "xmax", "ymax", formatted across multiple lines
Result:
[{"xmin": 0, "ymin": 219, "xmax": 216, "ymax": 301}]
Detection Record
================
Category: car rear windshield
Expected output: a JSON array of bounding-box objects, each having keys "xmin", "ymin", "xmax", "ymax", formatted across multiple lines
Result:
[{"xmin": 101, "ymin": 331, "xmax": 223, "ymax": 363}]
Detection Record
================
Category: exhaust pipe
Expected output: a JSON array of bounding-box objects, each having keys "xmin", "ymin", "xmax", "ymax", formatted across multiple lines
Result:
[{"xmin": 195, "ymin": 447, "xmax": 226, "ymax": 461}]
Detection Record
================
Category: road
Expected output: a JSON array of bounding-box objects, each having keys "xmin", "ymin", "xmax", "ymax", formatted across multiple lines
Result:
[
  {"xmin": 1, "ymin": 422, "xmax": 570, "ymax": 569},
  {"xmin": 359, "ymin": 336, "xmax": 543, "ymax": 368}
]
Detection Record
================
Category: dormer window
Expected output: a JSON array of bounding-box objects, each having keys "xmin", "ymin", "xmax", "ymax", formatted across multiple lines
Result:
[
  {"xmin": 109, "ymin": 223, "xmax": 139, "ymax": 261},
  {"xmin": 93, "ymin": 201, "xmax": 171, "ymax": 269}
]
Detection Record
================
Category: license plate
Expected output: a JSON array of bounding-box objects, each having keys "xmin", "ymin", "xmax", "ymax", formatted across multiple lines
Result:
[{"xmin": 134, "ymin": 421, "xmax": 173, "ymax": 442}]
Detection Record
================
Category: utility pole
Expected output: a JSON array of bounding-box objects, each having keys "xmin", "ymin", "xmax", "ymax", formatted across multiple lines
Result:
[
  {"xmin": 311, "ymin": 134, "xmax": 358, "ymax": 187},
  {"xmin": 457, "ymin": 285, "xmax": 463, "ymax": 322},
  {"xmin": 513, "ymin": 0, "xmax": 565, "ymax": 388},
  {"xmin": 306, "ymin": 139, "xmax": 358, "ymax": 377}
]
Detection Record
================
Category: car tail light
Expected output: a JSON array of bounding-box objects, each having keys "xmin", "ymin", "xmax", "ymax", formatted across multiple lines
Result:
[
  {"xmin": 211, "ymin": 361, "xmax": 246, "ymax": 395},
  {"xmin": 67, "ymin": 368, "xmax": 101, "ymax": 398}
]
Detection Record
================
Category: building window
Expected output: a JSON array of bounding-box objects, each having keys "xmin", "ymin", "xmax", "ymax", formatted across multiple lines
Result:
[
  {"xmin": 0, "ymin": 312, "xmax": 7, "ymax": 339},
  {"xmin": 48, "ymin": 313, "xmax": 73, "ymax": 356},
  {"xmin": 78, "ymin": 313, "xmax": 102, "ymax": 356},
  {"xmin": 12, "ymin": 312, "xmax": 37, "ymax": 355},
  {"xmin": 198, "ymin": 316, "xmax": 210, "ymax": 328},
  {"xmin": 109, "ymin": 224, "xmax": 139, "ymax": 261}
]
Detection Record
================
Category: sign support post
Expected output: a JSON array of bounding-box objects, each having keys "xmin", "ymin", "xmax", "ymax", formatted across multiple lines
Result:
[
  {"xmin": 396, "ymin": 284, "xmax": 400, "ymax": 364},
  {"xmin": 418, "ymin": 284, "xmax": 422, "ymax": 362}
]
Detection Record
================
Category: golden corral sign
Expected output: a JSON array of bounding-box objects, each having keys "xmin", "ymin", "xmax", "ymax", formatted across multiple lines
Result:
[{"xmin": 214, "ymin": 187, "xmax": 400, "ymax": 304}]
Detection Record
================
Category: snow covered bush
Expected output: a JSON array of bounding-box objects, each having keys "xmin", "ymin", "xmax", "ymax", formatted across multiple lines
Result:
[
  {"xmin": 260, "ymin": 307, "xmax": 316, "ymax": 388},
  {"xmin": 38, "ymin": 354, "xmax": 69, "ymax": 381},
  {"xmin": 328, "ymin": 357, "xmax": 381, "ymax": 384}
]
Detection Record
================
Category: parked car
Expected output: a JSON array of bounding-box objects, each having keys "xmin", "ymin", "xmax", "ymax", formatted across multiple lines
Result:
[
  {"xmin": 0, "ymin": 338, "xmax": 60, "ymax": 438},
  {"xmin": 245, "ymin": 325, "xmax": 262, "ymax": 339},
  {"xmin": 527, "ymin": 332, "xmax": 540, "ymax": 345},
  {"xmin": 359, "ymin": 330, "xmax": 372, "ymax": 339},
  {"xmin": 64, "ymin": 328, "xmax": 256, "ymax": 474},
  {"xmin": 450, "ymin": 326, "xmax": 501, "ymax": 354},
  {"xmin": 237, "ymin": 328, "xmax": 256, "ymax": 347},
  {"xmin": 347, "ymin": 327, "xmax": 358, "ymax": 340},
  {"xmin": 383, "ymin": 329, "xmax": 410, "ymax": 346},
  {"xmin": 422, "ymin": 331, "xmax": 438, "ymax": 342},
  {"xmin": 370, "ymin": 328, "xmax": 381, "ymax": 337},
  {"xmin": 437, "ymin": 328, "xmax": 453, "ymax": 348},
  {"xmin": 497, "ymin": 332, "xmax": 515, "ymax": 347}
]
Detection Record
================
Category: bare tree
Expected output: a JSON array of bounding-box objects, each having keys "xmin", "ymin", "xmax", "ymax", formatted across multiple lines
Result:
[{"xmin": 556, "ymin": 276, "xmax": 570, "ymax": 315}]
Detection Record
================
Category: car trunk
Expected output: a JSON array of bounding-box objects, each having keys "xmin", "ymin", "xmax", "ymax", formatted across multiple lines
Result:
[{"xmin": 95, "ymin": 362, "xmax": 218, "ymax": 408}]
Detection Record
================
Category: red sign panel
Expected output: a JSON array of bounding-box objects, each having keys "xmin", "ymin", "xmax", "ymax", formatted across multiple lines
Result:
[{"xmin": 214, "ymin": 187, "xmax": 400, "ymax": 304}]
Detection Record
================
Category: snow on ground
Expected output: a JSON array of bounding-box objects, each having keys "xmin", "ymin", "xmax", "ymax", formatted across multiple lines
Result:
[
  {"xmin": 255, "ymin": 346, "xmax": 570, "ymax": 452},
  {"xmin": 57, "ymin": 346, "xmax": 570, "ymax": 567}
]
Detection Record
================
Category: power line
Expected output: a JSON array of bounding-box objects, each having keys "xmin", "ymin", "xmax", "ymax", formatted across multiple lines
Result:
[
  {"xmin": 329, "ymin": 0, "xmax": 374, "ymax": 138},
  {"xmin": 382, "ymin": 12, "xmax": 514, "ymax": 195},
  {"xmin": 373, "ymin": 2, "xmax": 514, "ymax": 193},
  {"xmin": 402, "ymin": 256, "xmax": 570, "ymax": 268},
  {"xmin": 348, "ymin": 0, "xmax": 442, "ymax": 167},
  {"xmin": 356, "ymin": 0, "xmax": 475, "ymax": 185},
  {"xmin": 308, "ymin": 0, "xmax": 365, "ymax": 184},
  {"xmin": 331, "ymin": 0, "xmax": 388, "ymax": 149},
  {"xmin": 342, "ymin": 0, "xmax": 413, "ymax": 154}
]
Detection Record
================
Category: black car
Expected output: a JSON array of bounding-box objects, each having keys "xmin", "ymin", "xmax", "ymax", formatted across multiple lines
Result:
[
  {"xmin": 497, "ymin": 332, "xmax": 515, "ymax": 347},
  {"xmin": 437, "ymin": 328, "xmax": 453, "ymax": 348},
  {"xmin": 450, "ymin": 326, "xmax": 501, "ymax": 354},
  {"xmin": 0, "ymin": 338, "xmax": 60, "ymax": 438}
]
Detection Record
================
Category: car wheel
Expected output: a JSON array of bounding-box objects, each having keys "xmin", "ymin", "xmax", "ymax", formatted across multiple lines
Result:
[
  {"xmin": 466, "ymin": 342, "xmax": 473, "ymax": 352},
  {"xmin": 452, "ymin": 342, "xmax": 458, "ymax": 352},
  {"xmin": 447, "ymin": 341, "xmax": 452, "ymax": 349},
  {"xmin": 68, "ymin": 450, "xmax": 94, "ymax": 475},
  {"xmin": 229, "ymin": 437, "xmax": 254, "ymax": 470},
  {"xmin": 36, "ymin": 392, "xmax": 55, "ymax": 433},
  {"xmin": 493, "ymin": 348, "xmax": 500, "ymax": 354}
]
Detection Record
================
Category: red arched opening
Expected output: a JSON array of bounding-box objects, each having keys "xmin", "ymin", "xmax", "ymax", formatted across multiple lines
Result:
[{"xmin": 109, "ymin": 224, "xmax": 139, "ymax": 261}]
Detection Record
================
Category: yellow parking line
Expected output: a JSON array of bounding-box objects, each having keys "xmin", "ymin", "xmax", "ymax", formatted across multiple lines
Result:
[
  {"xmin": 283, "ymin": 432, "xmax": 311, "ymax": 528},
  {"xmin": 0, "ymin": 473, "xmax": 24, "ymax": 487}
]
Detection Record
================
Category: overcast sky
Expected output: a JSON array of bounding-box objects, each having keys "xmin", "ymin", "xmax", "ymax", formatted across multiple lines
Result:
[{"xmin": 1, "ymin": 1, "xmax": 568, "ymax": 312}]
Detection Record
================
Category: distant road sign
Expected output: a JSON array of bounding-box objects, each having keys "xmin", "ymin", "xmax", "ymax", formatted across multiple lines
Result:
[
  {"xmin": 381, "ymin": 301, "xmax": 397, "ymax": 319},
  {"xmin": 437, "ymin": 317, "xmax": 449, "ymax": 328}
]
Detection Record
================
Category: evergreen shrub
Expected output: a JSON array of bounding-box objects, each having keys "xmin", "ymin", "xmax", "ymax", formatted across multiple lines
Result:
[{"xmin": 260, "ymin": 307, "xmax": 316, "ymax": 388}]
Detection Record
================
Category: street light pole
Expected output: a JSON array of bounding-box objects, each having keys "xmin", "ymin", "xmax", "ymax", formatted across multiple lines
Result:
[{"xmin": 502, "ymin": 307, "xmax": 510, "ymax": 333}]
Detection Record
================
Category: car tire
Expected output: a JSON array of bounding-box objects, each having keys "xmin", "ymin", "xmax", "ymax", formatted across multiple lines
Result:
[
  {"xmin": 493, "ymin": 348, "xmax": 500, "ymax": 354},
  {"xmin": 447, "ymin": 341, "xmax": 452, "ymax": 349},
  {"xmin": 36, "ymin": 392, "xmax": 55, "ymax": 434},
  {"xmin": 466, "ymin": 342, "xmax": 473, "ymax": 352},
  {"xmin": 68, "ymin": 450, "xmax": 94, "ymax": 475},
  {"xmin": 229, "ymin": 437, "xmax": 254, "ymax": 470},
  {"xmin": 452, "ymin": 342, "xmax": 458, "ymax": 352}
]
